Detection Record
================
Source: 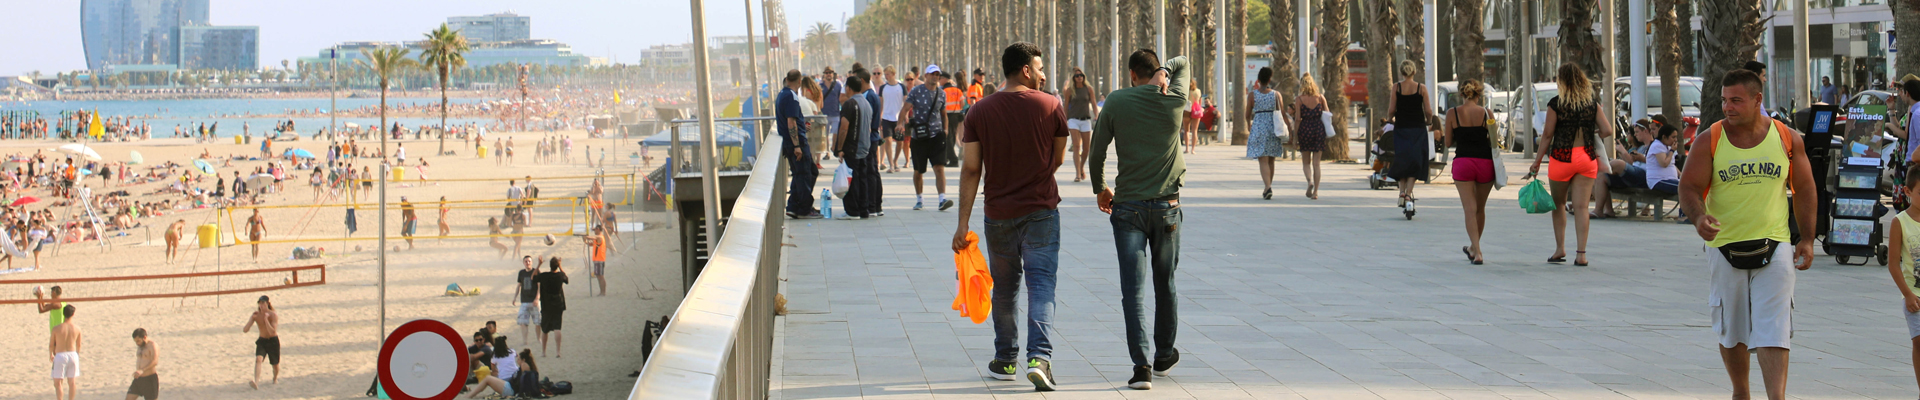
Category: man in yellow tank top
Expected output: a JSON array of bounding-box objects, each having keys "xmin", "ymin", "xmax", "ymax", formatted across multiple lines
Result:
[{"xmin": 1677, "ymin": 69, "xmax": 1817, "ymax": 400}]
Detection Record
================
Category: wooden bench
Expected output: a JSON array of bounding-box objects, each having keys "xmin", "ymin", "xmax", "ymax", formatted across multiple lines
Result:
[{"xmin": 1610, "ymin": 187, "xmax": 1678, "ymax": 221}]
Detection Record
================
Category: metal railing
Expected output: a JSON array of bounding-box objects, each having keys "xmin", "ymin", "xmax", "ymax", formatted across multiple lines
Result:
[{"xmin": 629, "ymin": 131, "xmax": 787, "ymax": 399}]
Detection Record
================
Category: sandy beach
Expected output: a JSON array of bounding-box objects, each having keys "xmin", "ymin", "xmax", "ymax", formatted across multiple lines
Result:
[{"xmin": 0, "ymin": 131, "xmax": 682, "ymax": 399}]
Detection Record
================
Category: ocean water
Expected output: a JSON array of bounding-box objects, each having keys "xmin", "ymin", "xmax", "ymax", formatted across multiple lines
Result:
[{"xmin": 0, "ymin": 97, "xmax": 497, "ymax": 137}]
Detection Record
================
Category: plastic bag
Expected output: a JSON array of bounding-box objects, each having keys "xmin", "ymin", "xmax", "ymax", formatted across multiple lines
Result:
[
  {"xmin": 831, "ymin": 163, "xmax": 852, "ymax": 198},
  {"xmin": 1322, "ymin": 112, "xmax": 1337, "ymax": 138},
  {"xmin": 1518, "ymin": 179, "xmax": 1555, "ymax": 214},
  {"xmin": 951, "ymin": 231, "xmax": 992, "ymax": 324}
]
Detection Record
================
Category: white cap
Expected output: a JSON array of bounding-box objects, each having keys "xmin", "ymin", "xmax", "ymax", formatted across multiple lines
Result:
[{"xmin": 924, "ymin": 64, "xmax": 941, "ymax": 74}]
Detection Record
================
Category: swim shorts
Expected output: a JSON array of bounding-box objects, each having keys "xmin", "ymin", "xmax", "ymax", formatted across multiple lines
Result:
[
  {"xmin": 255, "ymin": 336, "xmax": 282, "ymax": 365},
  {"xmin": 517, "ymin": 303, "xmax": 540, "ymax": 326},
  {"xmin": 127, "ymin": 373, "xmax": 158, "ymax": 399},
  {"xmin": 50, "ymin": 351, "xmax": 80, "ymax": 379}
]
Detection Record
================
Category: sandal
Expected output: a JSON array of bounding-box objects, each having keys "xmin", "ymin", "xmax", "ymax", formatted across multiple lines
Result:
[
  {"xmin": 1574, "ymin": 251, "xmax": 1589, "ymax": 267},
  {"xmin": 1547, "ymin": 254, "xmax": 1566, "ymax": 264}
]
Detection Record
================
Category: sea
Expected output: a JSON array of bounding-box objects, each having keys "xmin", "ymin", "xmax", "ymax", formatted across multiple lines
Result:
[{"xmin": 0, "ymin": 97, "xmax": 497, "ymax": 137}]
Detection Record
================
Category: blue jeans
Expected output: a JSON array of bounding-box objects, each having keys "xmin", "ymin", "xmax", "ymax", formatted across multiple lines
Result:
[
  {"xmin": 1110, "ymin": 199, "xmax": 1182, "ymax": 367},
  {"xmin": 985, "ymin": 208, "xmax": 1060, "ymax": 362}
]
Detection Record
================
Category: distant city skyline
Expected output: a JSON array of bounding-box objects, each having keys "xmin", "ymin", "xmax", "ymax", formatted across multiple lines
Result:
[{"xmin": 1, "ymin": 0, "xmax": 856, "ymax": 76}]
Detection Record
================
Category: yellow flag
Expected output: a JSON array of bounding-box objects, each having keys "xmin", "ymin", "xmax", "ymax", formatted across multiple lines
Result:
[
  {"xmin": 88, "ymin": 109, "xmax": 103, "ymax": 138},
  {"xmin": 613, "ymin": 91, "xmax": 621, "ymax": 104}
]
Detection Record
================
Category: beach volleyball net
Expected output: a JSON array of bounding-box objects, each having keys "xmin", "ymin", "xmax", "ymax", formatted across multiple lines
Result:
[
  {"xmin": 0, "ymin": 264, "xmax": 325, "ymax": 305},
  {"xmin": 212, "ymin": 173, "xmax": 636, "ymax": 252}
]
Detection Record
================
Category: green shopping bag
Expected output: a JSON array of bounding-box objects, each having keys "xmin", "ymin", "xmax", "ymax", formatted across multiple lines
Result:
[{"xmin": 1518, "ymin": 179, "xmax": 1555, "ymax": 214}]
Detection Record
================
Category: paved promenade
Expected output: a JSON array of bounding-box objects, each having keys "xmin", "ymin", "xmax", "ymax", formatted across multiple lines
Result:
[{"xmin": 771, "ymin": 145, "xmax": 1914, "ymax": 399}]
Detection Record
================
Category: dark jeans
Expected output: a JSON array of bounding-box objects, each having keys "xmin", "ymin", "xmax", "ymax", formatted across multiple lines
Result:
[
  {"xmin": 945, "ymin": 113, "xmax": 963, "ymax": 167},
  {"xmin": 1110, "ymin": 199, "xmax": 1182, "ymax": 367},
  {"xmin": 865, "ymin": 144, "xmax": 884, "ymax": 212},
  {"xmin": 986, "ymin": 208, "xmax": 1060, "ymax": 362},
  {"xmin": 786, "ymin": 145, "xmax": 818, "ymax": 215},
  {"xmin": 843, "ymin": 152, "xmax": 876, "ymax": 217}
]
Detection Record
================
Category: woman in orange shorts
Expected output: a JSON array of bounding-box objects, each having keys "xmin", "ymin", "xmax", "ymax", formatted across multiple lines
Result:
[{"xmin": 1528, "ymin": 63, "xmax": 1613, "ymax": 267}]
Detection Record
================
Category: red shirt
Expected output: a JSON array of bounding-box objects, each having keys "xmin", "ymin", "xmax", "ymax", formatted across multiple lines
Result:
[{"xmin": 960, "ymin": 89, "xmax": 1070, "ymax": 220}]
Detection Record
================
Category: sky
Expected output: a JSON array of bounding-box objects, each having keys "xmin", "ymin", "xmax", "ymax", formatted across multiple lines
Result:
[{"xmin": 0, "ymin": 0, "xmax": 859, "ymax": 76}]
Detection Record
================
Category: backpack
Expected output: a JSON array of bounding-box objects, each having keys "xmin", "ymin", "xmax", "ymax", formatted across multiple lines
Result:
[
  {"xmin": 548, "ymin": 380, "xmax": 573, "ymax": 395},
  {"xmin": 1702, "ymin": 118, "xmax": 1798, "ymax": 197}
]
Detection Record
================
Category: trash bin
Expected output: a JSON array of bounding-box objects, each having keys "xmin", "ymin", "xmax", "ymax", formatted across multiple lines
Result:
[
  {"xmin": 392, "ymin": 166, "xmax": 405, "ymax": 181},
  {"xmin": 234, "ymin": 135, "xmax": 243, "ymax": 144},
  {"xmin": 478, "ymin": 146, "xmax": 488, "ymax": 159},
  {"xmin": 198, "ymin": 224, "xmax": 219, "ymax": 248}
]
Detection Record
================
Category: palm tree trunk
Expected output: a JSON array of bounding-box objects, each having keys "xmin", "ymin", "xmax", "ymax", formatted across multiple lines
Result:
[
  {"xmin": 1677, "ymin": 0, "xmax": 1696, "ymax": 75},
  {"xmin": 1172, "ymin": 0, "xmax": 1189, "ymax": 60},
  {"xmin": 1654, "ymin": 0, "xmax": 1683, "ymax": 125},
  {"xmin": 439, "ymin": 66, "xmax": 449, "ymax": 154},
  {"xmin": 1270, "ymin": 0, "xmax": 1296, "ymax": 101},
  {"xmin": 1319, "ymin": 0, "xmax": 1352, "ymax": 161},
  {"xmin": 1366, "ymin": 0, "xmax": 1399, "ymax": 139},
  {"xmin": 1897, "ymin": 0, "xmax": 1920, "ymax": 87},
  {"xmin": 1451, "ymin": 0, "xmax": 1484, "ymax": 84},
  {"xmin": 1400, "ymin": 0, "xmax": 1423, "ymax": 78},
  {"xmin": 1559, "ymin": 0, "xmax": 1605, "ymax": 117},
  {"xmin": 1230, "ymin": 0, "xmax": 1248, "ymax": 142},
  {"xmin": 1697, "ymin": 0, "xmax": 1767, "ymax": 127}
]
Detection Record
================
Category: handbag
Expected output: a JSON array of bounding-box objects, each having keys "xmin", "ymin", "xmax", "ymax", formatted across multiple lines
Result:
[
  {"xmin": 1273, "ymin": 113, "xmax": 1290, "ymax": 140},
  {"xmin": 1716, "ymin": 238, "xmax": 1780, "ymax": 270},
  {"xmin": 1321, "ymin": 111, "xmax": 1336, "ymax": 138}
]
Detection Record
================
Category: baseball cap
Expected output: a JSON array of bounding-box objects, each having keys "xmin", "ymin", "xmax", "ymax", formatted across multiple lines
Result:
[{"xmin": 925, "ymin": 64, "xmax": 941, "ymax": 74}]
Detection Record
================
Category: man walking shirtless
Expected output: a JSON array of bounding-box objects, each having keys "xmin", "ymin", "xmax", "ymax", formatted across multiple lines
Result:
[
  {"xmin": 242, "ymin": 296, "xmax": 280, "ymax": 389},
  {"xmin": 50, "ymin": 304, "xmax": 81, "ymax": 400}
]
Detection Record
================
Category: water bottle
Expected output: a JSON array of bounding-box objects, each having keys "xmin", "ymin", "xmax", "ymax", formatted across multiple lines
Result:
[{"xmin": 820, "ymin": 189, "xmax": 833, "ymax": 218}]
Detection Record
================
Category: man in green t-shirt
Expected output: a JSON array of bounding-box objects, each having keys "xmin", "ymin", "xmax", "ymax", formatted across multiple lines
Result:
[
  {"xmin": 36, "ymin": 285, "xmax": 65, "ymax": 329},
  {"xmin": 1088, "ymin": 49, "xmax": 1187, "ymax": 391}
]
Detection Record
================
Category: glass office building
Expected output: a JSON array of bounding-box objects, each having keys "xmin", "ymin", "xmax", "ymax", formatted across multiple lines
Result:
[
  {"xmin": 178, "ymin": 25, "xmax": 258, "ymax": 71},
  {"xmin": 81, "ymin": 0, "xmax": 210, "ymax": 70},
  {"xmin": 447, "ymin": 13, "xmax": 531, "ymax": 43}
]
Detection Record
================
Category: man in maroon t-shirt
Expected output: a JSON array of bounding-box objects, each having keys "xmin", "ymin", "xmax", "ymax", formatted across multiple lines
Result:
[{"xmin": 951, "ymin": 42, "xmax": 1070, "ymax": 392}]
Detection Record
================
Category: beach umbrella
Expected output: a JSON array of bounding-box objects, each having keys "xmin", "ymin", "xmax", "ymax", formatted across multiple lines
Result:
[
  {"xmin": 77, "ymin": 169, "xmax": 92, "ymax": 176},
  {"xmin": 192, "ymin": 159, "xmax": 216, "ymax": 175},
  {"xmin": 284, "ymin": 148, "xmax": 315, "ymax": 159},
  {"xmin": 246, "ymin": 174, "xmax": 274, "ymax": 189},
  {"xmin": 127, "ymin": 151, "xmax": 144, "ymax": 165},
  {"xmin": 56, "ymin": 144, "xmax": 102, "ymax": 161},
  {"xmin": 10, "ymin": 196, "xmax": 38, "ymax": 207}
]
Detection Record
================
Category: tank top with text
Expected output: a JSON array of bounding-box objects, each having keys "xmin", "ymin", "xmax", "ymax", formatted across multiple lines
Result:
[{"xmin": 1704, "ymin": 121, "xmax": 1791, "ymax": 247}]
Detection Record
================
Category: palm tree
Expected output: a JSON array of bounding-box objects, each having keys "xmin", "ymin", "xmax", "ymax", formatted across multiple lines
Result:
[
  {"xmin": 1365, "ymin": 0, "xmax": 1399, "ymax": 140},
  {"xmin": 1400, "ymin": 0, "xmax": 1423, "ymax": 78},
  {"xmin": 1558, "ymin": 0, "xmax": 1603, "ymax": 108},
  {"xmin": 1697, "ymin": 0, "xmax": 1766, "ymax": 127},
  {"xmin": 805, "ymin": 22, "xmax": 836, "ymax": 71},
  {"xmin": 1653, "ymin": 0, "xmax": 1683, "ymax": 126},
  {"xmin": 1899, "ymin": 0, "xmax": 1920, "ymax": 86},
  {"xmin": 1318, "ymin": 0, "xmax": 1352, "ymax": 161},
  {"xmin": 1269, "ymin": 0, "xmax": 1296, "ymax": 113},
  {"xmin": 1677, "ymin": 0, "xmax": 1695, "ymax": 75},
  {"xmin": 421, "ymin": 23, "xmax": 470, "ymax": 154},
  {"xmin": 355, "ymin": 45, "xmax": 416, "ymax": 339},
  {"xmin": 1452, "ymin": 0, "xmax": 1485, "ymax": 84}
]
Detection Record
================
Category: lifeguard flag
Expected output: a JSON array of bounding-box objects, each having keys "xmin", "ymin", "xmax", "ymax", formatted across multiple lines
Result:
[
  {"xmin": 87, "ymin": 109, "xmax": 103, "ymax": 138},
  {"xmin": 613, "ymin": 91, "xmax": 621, "ymax": 105}
]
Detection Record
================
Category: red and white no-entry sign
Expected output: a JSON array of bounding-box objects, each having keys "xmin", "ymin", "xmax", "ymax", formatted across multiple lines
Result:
[{"xmin": 378, "ymin": 319, "xmax": 466, "ymax": 400}]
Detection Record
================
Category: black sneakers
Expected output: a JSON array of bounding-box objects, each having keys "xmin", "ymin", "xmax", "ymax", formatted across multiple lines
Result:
[
  {"xmin": 939, "ymin": 199, "xmax": 955, "ymax": 211},
  {"xmin": 1025, "ymin": 358, "xmax": 1056, "ymax": 391},
  {"xmin": 1128, "ymin": 365, "xmax": 1153, "ymax": 390},
  {"xmin": 986, "ymin": 360, "xmax": 1017, "ymax": 381},
  {"xmin": 1153, "ymin": 349, "xmax": 1180, "ymax": 377}
]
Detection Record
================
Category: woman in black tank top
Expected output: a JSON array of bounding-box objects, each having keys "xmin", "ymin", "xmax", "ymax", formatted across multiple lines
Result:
[
  {"xmin": 1443, "ymin": 79, "xmax": 1496, "ymax": 264},
  {"xmin": 1384, "ymin": 60, "xmax": 1437, "ymax": 208}
]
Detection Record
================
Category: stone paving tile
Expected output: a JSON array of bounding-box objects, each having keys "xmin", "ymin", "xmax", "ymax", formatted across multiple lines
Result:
[{"xmin": 773, "ymin": 145, "xmax": 1919, "ymax": 399}]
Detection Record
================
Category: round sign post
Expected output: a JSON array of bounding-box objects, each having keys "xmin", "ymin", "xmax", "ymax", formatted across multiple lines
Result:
[{"xmin": 377, "ymin": 319, "xmax": 466, "ymax": 400}]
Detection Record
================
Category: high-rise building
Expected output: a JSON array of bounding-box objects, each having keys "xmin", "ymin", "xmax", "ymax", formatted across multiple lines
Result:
[
  {"xmin": 178, "ymin": 25, "xmax": 258, "ymax": 71},
  {"xmin": 447, "ymin": 13, "xmax": 531, "ymax": 43},
  {"xmin": 81, "ymin": 0, "xmax": 210, "ymax": 70}
]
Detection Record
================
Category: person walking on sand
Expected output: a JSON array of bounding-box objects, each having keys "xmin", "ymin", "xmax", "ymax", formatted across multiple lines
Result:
[
  {"xmin": 126, "ymin": 328, "xmax": 158, "ymax": 400},
  {"xmin": 534, "ymin": 257, "xmax": 569, "ymax": 358},
  {"xmin": 1678, "ymin": 69, "xmax": 1816, "ymax": 400},
  {"xmin": 400, "ymin": 197, "xmax": 417, "ymax": 250},
  {"xmin": 50, "ymin": 304, "xmax": 81, "ymax": 400},
  {"xmin": 1091, "ymin": 48, "xmax": 1188, "ymax": 390},
  {"xmin": 488, "ymin": 217, "xmax": 508, "ymax": 257},
  {"xmin": 438, "ymin": 197, "xmax": 451, "ymax": 237},
  {"xmin": 587, "ymin": 227, "xmax": 611, "ymax": 296},
  {"xmin": 246, "ymin": 209, "xmax": 266, "ymax": 258},
  {"xmin": 164, "ymin": 220, "xmax": 185, "ymax": 264},
  {"xmin": 242, "ymin": 296, "xmax": 280, "ymax": 389},
  {"xmin": 513, "ymin": 256, "xmax": 541, "ymax": 347},
  {"xmin": 953, "ymin": 42, "xmax": 1071, "ymax": 392}
]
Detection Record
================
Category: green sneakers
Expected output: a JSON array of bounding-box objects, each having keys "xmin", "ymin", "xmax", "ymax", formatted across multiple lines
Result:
[
  {"xmin": 985, "ymin": 359, "xmax": 1017, "ymax": 381},
  {"xmin": 1025, "ymin": 358, "xmax": 1056, "ymax": 391}
]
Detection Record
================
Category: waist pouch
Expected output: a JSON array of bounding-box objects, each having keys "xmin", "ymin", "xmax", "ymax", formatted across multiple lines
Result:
[
  {"xmin": 1717, "ymin": 238, "xmax": 1779, "ymax": 270},
  {"xmin": 911, "ymin": 123, "xmax": 936, "ymax": 139}
]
